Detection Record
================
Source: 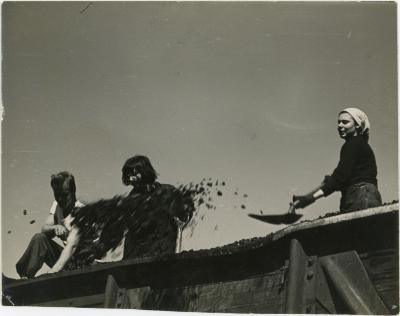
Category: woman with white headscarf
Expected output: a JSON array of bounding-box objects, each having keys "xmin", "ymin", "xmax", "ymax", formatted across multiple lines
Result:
[{"xmin": 292, "ymin": 107, "xmax": 382, "ymax": 212}]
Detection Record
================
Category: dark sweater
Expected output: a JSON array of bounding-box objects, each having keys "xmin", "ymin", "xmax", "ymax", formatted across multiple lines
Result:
[{"xmin": 321, "ymin": 135, "xmax": 378, "ymax": 196}]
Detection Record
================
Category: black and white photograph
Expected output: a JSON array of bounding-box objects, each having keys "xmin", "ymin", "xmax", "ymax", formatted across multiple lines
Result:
[{"xmin": 2, "ymin": 1, "xmax": 398, "ymax": 313}]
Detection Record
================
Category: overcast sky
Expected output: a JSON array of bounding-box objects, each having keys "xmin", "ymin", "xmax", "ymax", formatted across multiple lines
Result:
[{"xmin": 2, "ymin": 1, "xmax": 397, "ymax": 278}]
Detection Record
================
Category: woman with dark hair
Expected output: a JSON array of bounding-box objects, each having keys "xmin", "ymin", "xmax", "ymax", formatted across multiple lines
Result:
[
  {"xmin": 292, "ymin": 107, "xmax": 382, "ymax": 213},
  {"xmin": 48, "ymin": 155, "xmax": 193, "ymax": 273},
  {"xmin": 119, "ymin": 155, "xmax": 193, "ymax": 259},
  {"xmin": 122, "ymin": 155, "xmax": 158, "ymax": 186}
]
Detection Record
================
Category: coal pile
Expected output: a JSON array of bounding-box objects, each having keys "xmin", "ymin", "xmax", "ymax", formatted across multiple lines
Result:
[
  {"xmin": 176, "ymin": 178, "xmax": 229, "ymax": 233},
  {"xmin": 67, "ymin": 183, "xmax": 195, "ymax": 269}
]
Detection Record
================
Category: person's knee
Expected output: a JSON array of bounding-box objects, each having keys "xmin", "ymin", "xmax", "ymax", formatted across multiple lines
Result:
[{"xmin": 31, "ymin": 232, "xmax": 48, "ymax": 242}]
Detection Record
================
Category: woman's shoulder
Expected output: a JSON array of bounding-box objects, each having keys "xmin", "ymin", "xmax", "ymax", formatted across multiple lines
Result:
[
  {"xmin": 345, "ymin": 135, "xmax": 368, "ymax": 146},
  {"xmin": 158, "ymin": 183, "xmax": 179, "ymax": 193},
  {"xmin": 341, "ymin": 136, "xmax": 371, "ymax": 156}
]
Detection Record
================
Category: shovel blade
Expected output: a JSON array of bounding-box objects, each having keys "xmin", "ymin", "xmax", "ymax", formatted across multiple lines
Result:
[{"xmin": 248, "ymin": 213, "xmax": 303, "ymax": 225}]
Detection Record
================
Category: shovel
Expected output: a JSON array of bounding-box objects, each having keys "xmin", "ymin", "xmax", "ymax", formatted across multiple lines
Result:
[
  {"xmin": 248, "ymin": 200, "xmax": 302, "ymax": 225},
  {"xmin": 248, "ymin": 185, "xmax": 323, "ymax": 225}
]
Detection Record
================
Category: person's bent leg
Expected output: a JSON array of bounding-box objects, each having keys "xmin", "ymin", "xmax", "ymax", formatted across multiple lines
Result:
[{"xmin": 16, "ymin": 233, "xmax": 63, "ymax": 278}]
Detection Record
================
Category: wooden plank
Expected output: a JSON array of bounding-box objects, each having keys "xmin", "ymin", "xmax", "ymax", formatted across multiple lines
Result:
[
  {"xmin": 139, "ymin": 270, "xmax": 285, "ymax": 312},
  {"xmin": 126, "ymin": 286, "xmax": 151, "ymax": 309},
  {"xmin": 32, "ymin": 294, "xmax": 104, "ymax": 307},
  {"xmin": 320, "ymin": 251, "xmax": 390, "ymax": 314},
  {"xmin": 361, "ymin": 250, "xmax": 399, "ymax": 314},
  {"xmin": 273, "ymin": 204, "xmax": 398, "ymax": 242}
]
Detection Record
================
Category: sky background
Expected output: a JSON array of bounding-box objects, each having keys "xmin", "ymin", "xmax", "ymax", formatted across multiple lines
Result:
[{"xmin": 2, "ymin": 1, "xmax": 398, "ymax": 279}]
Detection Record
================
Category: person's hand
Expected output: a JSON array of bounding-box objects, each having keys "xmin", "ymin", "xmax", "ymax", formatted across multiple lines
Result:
[
  {"xmin": 48, "ymin": 265, "xmax": 61, "ymax": 274},
  {"xmin": 53, "ymin": 225, "xmax": 68, "ymax": 238},
  {"xmin": 292, "ymin": 193, "xmax": 316, "ymax": 209}
]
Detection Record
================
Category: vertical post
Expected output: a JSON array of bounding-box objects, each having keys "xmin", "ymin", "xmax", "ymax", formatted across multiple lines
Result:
[
  {"xmin": 285, "ymin": 239, "xmax": 307, "ymax": 313},
  {"xmin": 104, "ymin": 275, "xmax": 119, "ymax": 308},
  {"xmin": 285, "ymin": 239, "xmax": 317, "ymax": 313},
  {"xmin": 320, "ymin": 252, "xmax": 390, "ymax": 315},
  {"xmin": 104, "ymin": 274, "xmax": 127, "ymax": 308}
]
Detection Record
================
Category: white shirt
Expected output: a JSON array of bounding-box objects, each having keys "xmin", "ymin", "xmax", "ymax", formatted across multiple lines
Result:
[
  {"xmin": 49, "ymin": 200, "xmax": 85, "ymax": 231},
  {"xmin": 50, "ymin": 200, "xmax": 124, "ymax": 262}
]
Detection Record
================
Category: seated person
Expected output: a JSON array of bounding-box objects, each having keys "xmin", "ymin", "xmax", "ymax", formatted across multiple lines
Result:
[
  {"xmin": 15, "ymin": 172, "xmax": 84, "ymax": 278},
  {"xmin": 48, "ymin": 155, "xmax": 194, "ymax": 273}
]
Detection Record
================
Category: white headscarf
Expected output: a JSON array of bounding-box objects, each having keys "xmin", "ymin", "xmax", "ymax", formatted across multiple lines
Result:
[{"xmin": 340, "ymin": 107, "xmax": 370, "ymax": 135}]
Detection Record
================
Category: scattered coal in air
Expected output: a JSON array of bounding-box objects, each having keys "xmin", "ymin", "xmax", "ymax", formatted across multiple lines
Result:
[
  {"xmin": 176, "ymin": 178, "xmax": 251, "ymax": 235},
  {"xmin": 67, "ymin": 183, "xmax": 194, "ymax": 269},
  {"xmin": 12, "ymin": 178, "xmax": 252, "ymax": 270}
]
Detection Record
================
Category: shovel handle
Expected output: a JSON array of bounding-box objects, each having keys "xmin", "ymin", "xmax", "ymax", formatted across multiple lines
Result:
[{"xmin": 288, "ymin": 200, "xmax": 300, "ymax": 214}]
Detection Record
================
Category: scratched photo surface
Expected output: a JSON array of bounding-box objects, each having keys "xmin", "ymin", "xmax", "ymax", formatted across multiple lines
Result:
[{"xmin": 2, "ymin": 1, "xmax": 398, "ymax": 311}]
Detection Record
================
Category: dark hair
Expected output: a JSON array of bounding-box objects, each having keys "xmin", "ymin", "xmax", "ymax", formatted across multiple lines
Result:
[
  {"xmin": 50, "ymin": 171, "xmax": 76, "ymax": 194},
  {"xmin": 122, "ymin": 155, "xmax": 158, "ymax": 186}
]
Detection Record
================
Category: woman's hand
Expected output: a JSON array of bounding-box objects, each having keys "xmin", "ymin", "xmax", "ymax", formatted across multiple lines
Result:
[
  {"xmin": 48, "ymin": 264, "xmax": 62, "ymax": 274},
  {"xmin": 292, "ymin": 193, "xmax": 316, "ymax": 209}
]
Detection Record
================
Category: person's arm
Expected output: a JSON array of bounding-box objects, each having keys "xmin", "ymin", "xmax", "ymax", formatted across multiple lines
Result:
[
  {"xmin": 168, "ymin": 188, "xmax": 194, "ymax": 253},
  {"xmin": 321, "ymin": 140, "xmax": 359, "ymax": 196},
  {"xmin": 41, "ymin": 214, "xmax": 68, "ymax": 239},
  {"xmin": 48, "ymin": 226, "xmax": 80, "ymax": 273},
  {"xmin": 292, "ymin": 186, "xmax": 324, "ymax": 209},
  {"xmin": 293, "ymin": 139, "xmax": 361, "ymax": 209}
]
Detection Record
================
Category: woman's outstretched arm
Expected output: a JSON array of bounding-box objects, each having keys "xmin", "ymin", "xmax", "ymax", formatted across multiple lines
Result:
[{"xmin": 292, "ymin": 185, "xmax": 324, "ymax": 209}]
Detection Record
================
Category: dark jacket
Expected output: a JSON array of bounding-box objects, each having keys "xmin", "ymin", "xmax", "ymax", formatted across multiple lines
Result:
[{"xmin": 321, "ymin": 135, "xmax": 378, "ymax": 196}]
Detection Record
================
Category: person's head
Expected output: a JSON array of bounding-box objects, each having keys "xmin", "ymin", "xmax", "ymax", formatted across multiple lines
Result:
[
  {"xmin": 338, "ymin": 107, "xmax": 370, "ymax": 141},
  {"xmin": 50, "ymin": 171, "xmax": 77, "ymax": 210},
  {"xmin": 122, "ymin": 155, "xmax": 158, "ymax": 186}
]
